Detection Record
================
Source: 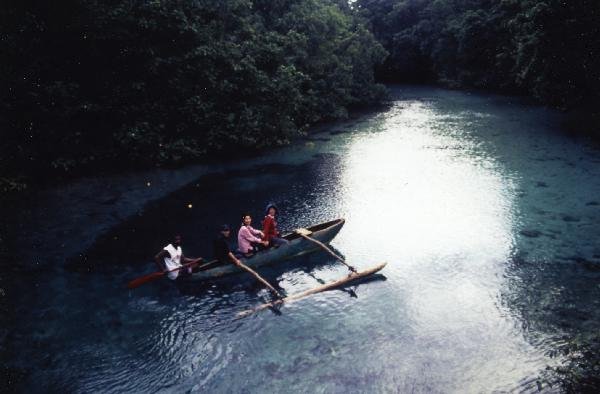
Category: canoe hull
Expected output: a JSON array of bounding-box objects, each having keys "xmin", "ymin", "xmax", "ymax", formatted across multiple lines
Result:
[{"xmin": 186, "ymin": 218, "xmax": 345, "ymax": 282}]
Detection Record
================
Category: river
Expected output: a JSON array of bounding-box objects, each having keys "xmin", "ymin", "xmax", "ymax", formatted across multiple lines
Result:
[{"xmin": 4, "ymin": 85, "xmax": 600, "ymax": 393}]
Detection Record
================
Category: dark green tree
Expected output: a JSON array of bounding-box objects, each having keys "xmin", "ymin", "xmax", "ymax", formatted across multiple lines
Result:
[
  {"xmin": 358, "ymin": 0, "xmax": 600, "ymax": 110},
  {"xmin": 0, "ymin": 0, "xmax": 387, "ymax": 191}
]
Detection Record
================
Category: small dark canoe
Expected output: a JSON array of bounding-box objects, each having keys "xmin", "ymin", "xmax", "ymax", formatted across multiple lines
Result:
[{"xmin": 186, "ymin": 218, "xmax": 345, "ymax": 281}]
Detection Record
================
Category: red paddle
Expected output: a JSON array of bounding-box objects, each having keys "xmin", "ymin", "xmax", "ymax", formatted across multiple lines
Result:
[{"xmin": 127, "ymin": 259, "xmax": 203, "ymax": 289}]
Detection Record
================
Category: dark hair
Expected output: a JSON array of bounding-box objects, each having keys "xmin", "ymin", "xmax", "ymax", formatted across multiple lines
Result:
[
  {"xmin": 265, "ymin": 203, "xmax": 278, "ymax": 215},
  {"xmin": 219, "ymin": 224, "xmax": 230, "ymax": 232},
  {"xmin": 241, "ymin": 213, "xmax": 251, "ymax": 224}
]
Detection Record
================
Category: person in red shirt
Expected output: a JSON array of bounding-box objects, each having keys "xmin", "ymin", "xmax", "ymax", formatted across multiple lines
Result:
[{"xmin": 262, "ymin": 203, "xmax": 289, "ymax": 247}]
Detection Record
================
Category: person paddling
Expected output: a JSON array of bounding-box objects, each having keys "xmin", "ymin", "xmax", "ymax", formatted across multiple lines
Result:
[
  {"xmin": 238, "ymin": 214, "xmax": 268, "ymax": 257},
  {"xmin": 262, "ymin": 203, "xmax": 289, "ymax": 247},
  {"xmin": 154, "ymin": 235, "xmax": 203, "ymax": 280},
  {"xmin": 214, "ymin": 224, "xmax": 282, "ymax": 297}
]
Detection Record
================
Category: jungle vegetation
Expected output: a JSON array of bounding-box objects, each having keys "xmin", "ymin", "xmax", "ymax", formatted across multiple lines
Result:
[
  {"xmin": 2, "ymin": 0, "xmax": 599, "ymax": 192},
  {"xmin": 1, "ymin": 0, "xmax": 387, "ymax": 191}
]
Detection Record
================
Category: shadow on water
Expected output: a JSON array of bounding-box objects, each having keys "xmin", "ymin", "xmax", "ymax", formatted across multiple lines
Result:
[
  {"xmin": 503, "ymin": 249, "xmax": 600, "ymax": 391},
  {"xmin": 65, "ymin": 152, "xmax": 344, "ymax": 274},
  {"xmin": 3, "ymin": 151, "xmax": 350, "ymax": 392},
  {"xmin": 9, "ymin": 86, "xmax": 600, "ymax": 392}
]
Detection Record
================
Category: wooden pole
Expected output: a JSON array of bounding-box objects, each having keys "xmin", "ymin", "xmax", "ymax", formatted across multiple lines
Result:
[
  {"xmin": 235, "ymin": 260, "xmax": 283, "ymax": 298},
  {"xmin": 236, "ymin": 262, "xmax": 386, "ymax": 318},
  {"xmin": 295, "ymin": 231, "xmax": 356, "ymax": 272}
]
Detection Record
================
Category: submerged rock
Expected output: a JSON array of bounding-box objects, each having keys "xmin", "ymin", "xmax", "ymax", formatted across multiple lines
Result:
[
  {"xmin": 561, "ymin": 215, "xmax": 581, "ymax": 222},
  {"xmin": 574, "ymin": 259, "xmax": 600, "ymax": 272},
  {"xmin": 520, "ymin": 229, "xmax": 542, "ymax": 238},
  {"xmin": 329, "ymin": 129, "xmax": 351, "ymax": 135},
  {"xmin": 509, "ymin": 252, "xmax": 529, "ymax": 266}
]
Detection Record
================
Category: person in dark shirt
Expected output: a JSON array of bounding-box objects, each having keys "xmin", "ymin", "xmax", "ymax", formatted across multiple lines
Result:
[
  {"xmin": 212, "ymin": 224, "xmax": 282, "ymax": 297},
  {"xmin": 213, "ymin": 224, "xmax": 239, "ymax": 264}
]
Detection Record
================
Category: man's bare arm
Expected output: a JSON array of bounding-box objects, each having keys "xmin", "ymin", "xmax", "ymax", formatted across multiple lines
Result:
[
  {"xmin": 181, "ymin": 255, "xmax": 203, "ymax": 264},
  {"xmin": 154, "ymin": 250, "xmax": 169, "ymax": 271}
]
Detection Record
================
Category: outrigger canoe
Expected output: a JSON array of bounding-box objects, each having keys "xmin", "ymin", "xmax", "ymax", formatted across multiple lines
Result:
[{"xmin": 187, "ymin": 218, "xmax": 346, "ymax": 281}]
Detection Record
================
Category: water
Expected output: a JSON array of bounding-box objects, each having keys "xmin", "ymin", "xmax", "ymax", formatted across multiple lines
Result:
[{"xmin": 4, "ymin": 86, "xmax": 600, "ymax": 392}]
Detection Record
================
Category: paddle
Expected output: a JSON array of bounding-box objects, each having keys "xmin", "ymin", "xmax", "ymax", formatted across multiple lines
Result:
[
  {"xmin": 127, "ymin": 258, "xmax": 204, "ymax": 289},
  {"xmin": 295, "ymin": 228, "xmax": 357, "ymax": 272},
  {"xmin": 234, "ymin": 259, "xmax": 283, "ymax": 298}
]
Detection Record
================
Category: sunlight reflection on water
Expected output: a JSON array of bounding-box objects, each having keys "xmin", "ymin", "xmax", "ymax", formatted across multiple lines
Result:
[
  {"xmin": 13, "ymin": 87, "xmax": 600, "ymax": 393},
  {"xmin": 329, "ymin": 100, "xmax": 550, "ymax": 392},
  {"xmin": 339, "ymin": 101, "xmax": 516, "ymax": 263}
]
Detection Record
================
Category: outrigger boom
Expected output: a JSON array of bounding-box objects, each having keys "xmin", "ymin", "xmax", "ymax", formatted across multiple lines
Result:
[{"xmin": 237, "ymin": 262, "xmax": 387, "ymax": 318}]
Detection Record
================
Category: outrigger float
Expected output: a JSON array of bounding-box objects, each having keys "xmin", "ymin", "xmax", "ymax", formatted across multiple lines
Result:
[
  {"xmin": 236, "ymin": 262, "xmax": 386, "ymax": 317},
  {"xmin": 127, "ymin": 218, "xmax": 386, "ymax": 315}
]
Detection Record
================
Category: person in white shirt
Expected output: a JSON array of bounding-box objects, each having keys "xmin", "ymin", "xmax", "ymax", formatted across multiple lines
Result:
[{"xmin": 154, "ymin": 235, "xmax": 202, "ymax": 280}]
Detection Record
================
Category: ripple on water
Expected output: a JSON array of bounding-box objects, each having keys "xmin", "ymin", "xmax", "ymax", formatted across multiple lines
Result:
[{"xmin": 10, "ymin": 86, "xmax": 600, "ymax": 392}]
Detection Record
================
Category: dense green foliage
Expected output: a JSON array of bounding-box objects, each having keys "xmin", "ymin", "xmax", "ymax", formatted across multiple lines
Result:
[
  {"xmin": 4, "ymin": 0, "xmax": 600, "ymax": 193},
  {"xmin": 357, "ymin": 0, "xmax": 600, "ymax": 108},
  {"xmin": 1, "ymin": 0, "xmax": 387, "ymax": 190}
]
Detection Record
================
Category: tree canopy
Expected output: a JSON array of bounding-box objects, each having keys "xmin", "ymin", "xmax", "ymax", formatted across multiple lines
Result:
[
  {"xmin": 1, "ymin": 0, "xmax": 387, "ymax": 191},
  {"xmin": 3, "ymin": 0, "xmax": 599, "ymax": 192},
  {"xmin": 357, "ymin": 0, "xmax": 600, "ymax": 108}
]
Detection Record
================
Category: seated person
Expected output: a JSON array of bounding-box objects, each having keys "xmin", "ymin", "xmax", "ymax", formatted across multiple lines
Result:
[
  {"xmin": 213, "ymin": 224, "xmax": 241, "ymax": 265},
  {"xmin": 213, "ymin": 224, "xmax": 283, "ymax": 298},
  {"xmin": 262, "ymin": 203, "xmax": 289, "ymax": 247},
  {"xmin": 154, "ymin": 234, "xmax": 202, "ymax": 280},
  {"xmin": 237, "ymin": 214, "xmax": 268, "ymax": 257}
]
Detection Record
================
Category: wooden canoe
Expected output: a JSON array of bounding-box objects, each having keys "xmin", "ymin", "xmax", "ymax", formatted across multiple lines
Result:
[{"xmin": 185, "ymin": 218, "xmax": 346, "ymax": 282}]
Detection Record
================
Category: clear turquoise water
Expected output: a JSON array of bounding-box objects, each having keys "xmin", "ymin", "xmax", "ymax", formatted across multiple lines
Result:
[{"xmin": 5, "ymin": 86, "xmax": 600, "ymax": 392}]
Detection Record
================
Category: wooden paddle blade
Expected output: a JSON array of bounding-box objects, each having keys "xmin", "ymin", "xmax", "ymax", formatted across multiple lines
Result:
[
  {"xmin": 295, "ymin": 228, "xmax": 313, "ymax": 236},
  {"xmin": 127, "ymin": 271, "xmax": 165, "ymax": 289}
]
